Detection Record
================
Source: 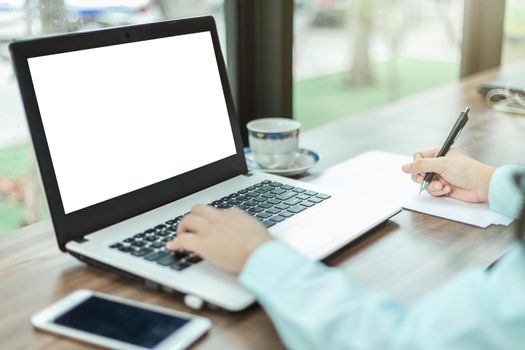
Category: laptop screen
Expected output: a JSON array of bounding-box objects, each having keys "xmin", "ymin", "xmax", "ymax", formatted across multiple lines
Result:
[{"xmin": 27, "ymin": 31, "xmax": 237, "ymax": 214}]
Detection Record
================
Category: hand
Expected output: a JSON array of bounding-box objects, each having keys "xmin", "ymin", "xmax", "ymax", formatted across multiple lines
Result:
[
  {"xmin": 401, "ymin": 148, "xmax": 495, "ymax": 203},
  {"xmin": 166, "ymin": 205, "xmax": 272, "ymax": 274}
]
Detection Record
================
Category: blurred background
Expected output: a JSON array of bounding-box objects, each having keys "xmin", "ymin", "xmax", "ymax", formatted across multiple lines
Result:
[{"xmin": 0, "ymin": 0, "xmax": 524, "ymax": 234}]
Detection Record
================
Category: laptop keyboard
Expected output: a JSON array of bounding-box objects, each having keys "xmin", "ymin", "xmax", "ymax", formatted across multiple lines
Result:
[{"xmin": 109, "ymin": 180, "xmax": 331, "ymax": 271}]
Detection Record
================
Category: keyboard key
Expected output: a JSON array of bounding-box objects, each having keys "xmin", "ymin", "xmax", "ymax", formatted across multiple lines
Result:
[
  {"xmin": 296, "ymin": 194, "xmax": 310, "ymax": 200},
  {"xmin": 145, "ymin": 229, "xmax": 155, "ymax": 235},
  {"xmin": 252, "ymin": 197, "xmax": 266, "ymax": 203},
  {"xmin": 281, "ymin": 184, "xmax": 294, "ymax": 190},
  {"xmin": 170, "ymin": 261, "xmax": 190, "ymax": 271},
  {"xmin": 217, "ymin": 203, "xmax": 233, "ymax": 209},
  {"xmin": 109, "ymin": 242, "xmax": 122, "ymax": 249},
  {"xmin": 165, "ymin": 219, "xmax": 176, "ymax": 225},
  {"xmin": 249, "ymin": 207, "xmax": 264, "ymax": 214},
  {"xmin": 308, "ymin": 197, "xmax": 324, "ymax": 203},
  {"xmin": 144, "ymin": 250, "xmax": 171, "ymax": 262},
  {"xmin": 288, "ymin": 205, "xmax": 306, "ymax": 214},
  {"xmin": 238, "ymin": 195, "xmax": 250, "ymax": 201},
  {"xmin": 300, "ymin": 201, "xmax": 315, "ymax": 207},
  {"xmin": 230, "ymin": 193, "xmax": 240, "ymax": 197},
  {"xmin": 256, "ymin": 212, "xmax": 272, "ymax": 219},
  {"xmin": 133, "ymin": 233, "xmax": 145, "ymax": 239},
  {"xmin": 131, "ymin": 247, "xmax": 153, "ymax": 257},
  {"xmin": 280, "ymin": 211, "xmax": 294, "ymax": 218},
  {"xmin": 156, "ymin": 230, "xmax": 171, "ymax": 237},
  {"xmin": 244, "ymin": 201, "xmax": 257, "ymax": 207},
  {"xmin": 262, "ymin": 180, "xmax": 272, "ymax": 184},
  {"xmin": 267, "ymin": 198, "xmax": 281, "ymax": 205},
  {"xmin": 261, "ymin": 193, "xmax": 275, "ymax": 199},
  {"xmin": 247, "ymin": 192, "xmax": 259, "ymax": 198},
  {"xmin": 155, "ymin": 224, "xmax": 167, "ymax": 231},
  {"xmin": 262, "ymin": 220, "xmax": 276, "ymax": 228},
  {"xmin": 173, "ymin": 250, "xmax": 190, "ymax": 260},
  {"xmin": 266, "ymin": 208, "xmax": 280, "ymax": 214},
  {"xmin": 246, "ymin": 186, "xmax": 256, "ymax": 191},
  {"xmin": 270, "ymin": 215, "xmax": 285, "ymax": 222},
  {"xmin": 227, "ymin": 199, "xmax": 242, "ymax": 206},
  {"xmin": 284, "ymin": 198, "xmax": 302, "ymax": 206},
  {"xmin": 123, "ymin": 237, "xmax": 134, "ymax": 243},
  {"xmin": 186, "ymin": 255, "xmax": 203, "ymax": 264},
  {"xmin": 316, "ymin": 194, "xmax": 331, "ymax": 200},
  {"xmin": 269, "ymin": 182, "xmax": 282, "ymax": 187},
  {"xmin": 253, "ymin": 182, "xmax": 263, "ymax": 187},
  {"xmin": 237, "ymin": 189, "xmax": 248, "ymax": 194},
  {"xmin": 275, "ymin": 203, "xmax": 290, "ymax": 210},
  {"xmin": 270, "ymin": 188, "xmax": 286, "ymax": 195},
  {"xmin": 276, "ymin": 191, "xmax": 296, "ymax": 200},
  {"xmin": 144, "ymin": 236, "xmax": 158, "ymax": 242},
  {"xmin": 118, "ymin": 245, "xmax": 131, "ymax": 253},
  {"xmin": 304, "ymin": 190, "xmax": 318, "ymax": 196},
  {"xmin": 258, "ymin": 202, "xmax": 272, "ymax": 209},
  {"xmin": 151, "ymin": 242, "xmax": 165, "ymax": 249},
  {"xmin": 157, "ymin": 254, "xmax": 174, "ymax": 266},
  {"xmin": 132, "ymin": 240, "xmax": 148, "ymax": 247},
  {"xmin": 292, "ymin": 187, "xmax": 306, "ymax": 193}
]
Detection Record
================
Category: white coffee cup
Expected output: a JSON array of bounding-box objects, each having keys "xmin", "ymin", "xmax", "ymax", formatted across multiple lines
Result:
[{"xmin": 247, "ymin": 117, "xmax": 301, "ymax": 169}]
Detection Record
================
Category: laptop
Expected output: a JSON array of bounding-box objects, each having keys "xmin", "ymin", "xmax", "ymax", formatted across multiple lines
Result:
[{"xmin": 10, "ymin": 16, "xmax": 400, "ymax": 311}]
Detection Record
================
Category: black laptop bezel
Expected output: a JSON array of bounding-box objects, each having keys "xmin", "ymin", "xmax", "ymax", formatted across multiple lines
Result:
[{"xmin": 9, "ymin": 16, "xmax": 247, "ymax": 251}]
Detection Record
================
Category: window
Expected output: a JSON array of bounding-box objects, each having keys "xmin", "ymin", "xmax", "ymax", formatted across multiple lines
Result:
[
  {"xmin": 502, "ymin": 0, "xmax": 525, "ymax": 64},
  {"xmin": 0, "ymin": 0, "xmax": 226, "ymax": 234},
  {"xmin": 293, "ymin": 0, "xmax": 464, "ymax": 130}
]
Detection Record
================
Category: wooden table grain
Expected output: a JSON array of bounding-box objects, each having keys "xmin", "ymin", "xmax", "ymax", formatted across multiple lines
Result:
[{"xmin": 2, "ymin": 62, "xmax": 525, "ymax": 350}]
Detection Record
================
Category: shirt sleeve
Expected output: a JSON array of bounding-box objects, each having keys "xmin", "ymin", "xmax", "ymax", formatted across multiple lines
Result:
[
  {"xmin": 489, "ymin": 164, "xmax": 525, "ymax": 219},
  {"xmin": 239, "ymin": 240, "xmax": 406, "ymax": 350},
  {"xmin": 239, "ymin": 240, "xmax": 525, "ymax": 350}
]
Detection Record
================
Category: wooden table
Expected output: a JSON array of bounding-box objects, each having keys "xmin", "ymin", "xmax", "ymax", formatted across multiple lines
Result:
[{"xmin": 2, "ymin": 63, "xmax": 525, "ymax": 350}]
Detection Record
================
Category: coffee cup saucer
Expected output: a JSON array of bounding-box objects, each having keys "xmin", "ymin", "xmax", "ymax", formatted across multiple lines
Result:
[{"xmin": 244, "ymin": 147, "xmax": 320, "ymax": 177}]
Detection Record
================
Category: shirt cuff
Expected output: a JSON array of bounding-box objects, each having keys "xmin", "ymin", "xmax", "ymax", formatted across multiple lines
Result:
[
  {"xmin": 489, "ymin": 164, "xmax": 525, "ymax": 219},
  {"xmin": 239, "ymin": 239, "xmax": 312, "ymax": 296}
]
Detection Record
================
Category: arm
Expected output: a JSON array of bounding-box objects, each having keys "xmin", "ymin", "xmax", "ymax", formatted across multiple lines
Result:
[
  {"xmin": 240, "ymin": 240, "xmax": 525, "ymax": 350},
  {"xmin": 488, "ymin": 165, "xmax": 525, "ymax": 219},
  {"xmin": 239, "ymin": 240, "xmax": 406, "ymax": 350}
]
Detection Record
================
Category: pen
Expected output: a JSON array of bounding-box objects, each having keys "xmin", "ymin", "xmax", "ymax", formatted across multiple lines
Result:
[{"xmin": 419, "ymin": 107, "xmax": 470, "ymax": 193}]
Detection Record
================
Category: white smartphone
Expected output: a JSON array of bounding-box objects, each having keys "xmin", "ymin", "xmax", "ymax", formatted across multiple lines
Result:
[{"xmin": 31, "ymin": 290, "xmax": 211, "ymax": 350}]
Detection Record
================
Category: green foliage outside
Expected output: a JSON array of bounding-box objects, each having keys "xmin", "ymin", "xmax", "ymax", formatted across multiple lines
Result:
[{"xmin": 295, "ymin": 58, "xmax": 459, "ymax": 130}]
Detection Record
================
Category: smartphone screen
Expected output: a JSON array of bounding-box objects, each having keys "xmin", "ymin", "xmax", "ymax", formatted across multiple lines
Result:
[{"xmin": 52, "ymin": 296, "xmax": 189, "ymax": 349}]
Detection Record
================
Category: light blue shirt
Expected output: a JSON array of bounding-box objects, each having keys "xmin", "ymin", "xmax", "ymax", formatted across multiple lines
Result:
[{"xmin": 239, "ymin": 165, "xmax": 525, "ymax": 350}]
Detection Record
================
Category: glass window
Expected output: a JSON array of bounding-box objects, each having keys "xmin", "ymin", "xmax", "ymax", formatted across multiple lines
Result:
[
  {"xmin": 0, "ymin": 0, "xmax": 225, "ymax": 234},
  {"xmin": 293, "ymin": 0, "xmax": 464, "ymax": 130},
  {"xmin": 502, "ymin": 0, "xmax": 525, "ymax": 64}
]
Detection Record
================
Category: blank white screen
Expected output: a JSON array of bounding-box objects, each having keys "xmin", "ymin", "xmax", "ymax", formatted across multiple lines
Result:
[{"xmin": 28, "ymin": 32, "xmax": 237, "ymax": 214}]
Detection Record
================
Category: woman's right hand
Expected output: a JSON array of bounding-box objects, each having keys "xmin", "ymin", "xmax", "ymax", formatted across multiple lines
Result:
[{"xmin": 401, "ymin": 148, "xmax": 495, "ymax": 203}]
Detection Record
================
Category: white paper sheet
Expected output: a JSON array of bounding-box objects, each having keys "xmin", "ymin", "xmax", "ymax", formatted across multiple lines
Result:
[{"xmin": 304, "ymin": 150, "xmax": 514, "ymax": 228}]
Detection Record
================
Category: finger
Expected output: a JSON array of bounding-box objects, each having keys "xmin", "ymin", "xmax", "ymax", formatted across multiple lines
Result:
[
  {"xmin": 177, "ymin": 214, "xmax": 210, "ymax": 234},
  {"xmin": 429, "ymin": 180, "xmax": 444, "ymax": 192},
  {"xmin": 427, "ymin": 185, "xmax": 451, "ymax": 197},
  {"xmin": 413, "ymin": 148, "xmax": 440, "ymax": 160},
  {"xmin": 191, "ymin": 204, "xmax": 221, "ymax": 221},
  {"xmin": 403, "ymin": 158, "xmax": 448, "ymax": 175},
  {"xmin": 166, "ymin": 233, "xmax": 200, "ymax": 252}
]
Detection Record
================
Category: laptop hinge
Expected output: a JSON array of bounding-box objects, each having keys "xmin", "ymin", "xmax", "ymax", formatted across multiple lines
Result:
[
  {"xmin": 243, "ymin": 171, "xmax": 254, "ymax": 177},
  {"xmin": 74, "ymin": 237, "xmax": 89, "ymax": 244}
]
